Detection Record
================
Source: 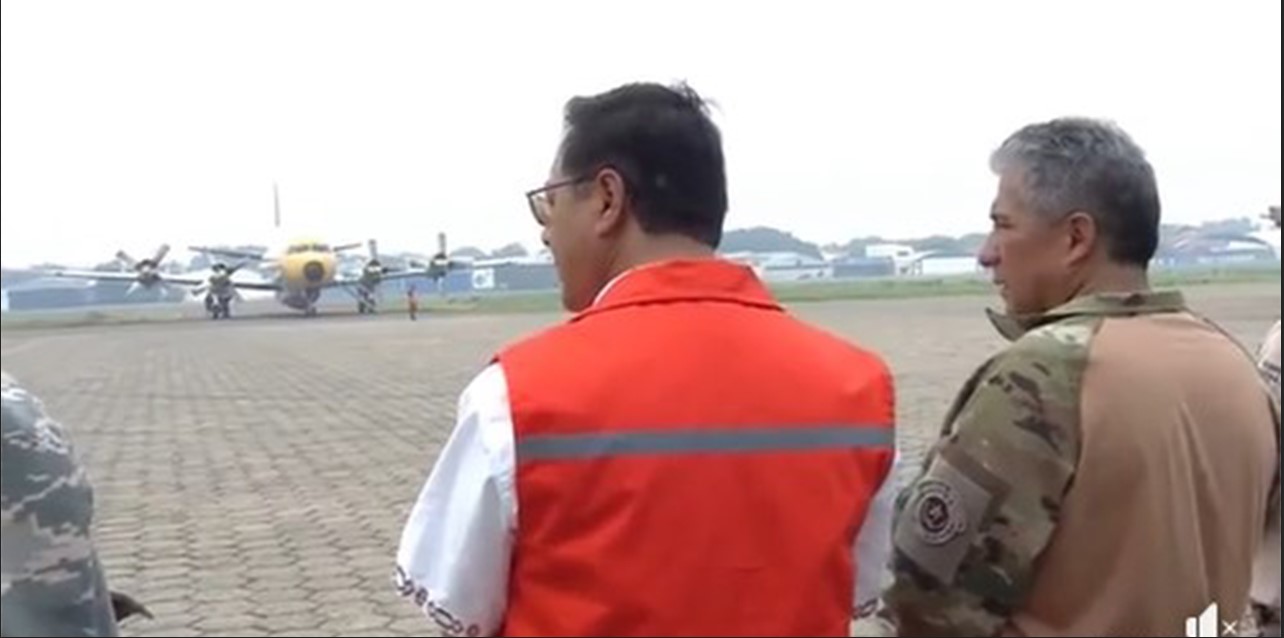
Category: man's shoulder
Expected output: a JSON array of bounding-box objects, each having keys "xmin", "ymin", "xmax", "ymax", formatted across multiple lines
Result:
[
  {"xmin": 1, "ymin": 374, "xmax": 98, "ymax": 602},
  {"xmin": 494, "ymin": 305, "xmax": 678, "ymax": 362},
  {"xmin": 943, "ymin": 314, "xmax": 1098, "ymax": 441},
  {"xmin": 992, "ymin": 312, "xmax": 1100, "ymax": 385},
  {"xmin": 1, "ymin": 373, "xmax": 80, "ymax": 499},
  {"xmin": 2, "ymin": 373, "xmax": 67, "ymax": 442},
  {"xmin": 1016, "ymin": 312, "xmax": 1100, "ymax": 356},
  {"xmin": 1, "ymin": 374, "xmax": 113, "ymax": 638},
  {"xmin": 493, "ymin": 320, "xmax": 583, "ymax": 364},
  {"xmin": 976, "ymin": 312, "xmax": 1098, "ymax": 384}
]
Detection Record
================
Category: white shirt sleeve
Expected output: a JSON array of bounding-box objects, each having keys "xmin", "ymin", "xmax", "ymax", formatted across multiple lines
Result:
[
  {"xmin": 853, "ymin": 448, "xmax": 900, "ymax": 617},
  {"xmin": 394, "ymin": 363, "xmax": 517, "ymax": 637}
]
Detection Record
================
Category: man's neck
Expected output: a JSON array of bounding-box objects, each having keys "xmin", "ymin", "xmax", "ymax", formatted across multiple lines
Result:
[
  {"xmin": 603, "ymin": 234, "xmax": 716, "ymax": 283},
  {"xmin": 1071, "ymin": 265, "xmax": 1151, "ymax": 299}
]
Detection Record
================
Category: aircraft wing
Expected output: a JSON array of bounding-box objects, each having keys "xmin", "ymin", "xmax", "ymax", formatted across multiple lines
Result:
[
  {"xmin": 372, "ymin": 269, "xmax": 427, "ymax": 283},
  {"xmin": 52, "ymin": 269, "xmax": 140, "ymax": 282},
  {"xmin": 52, "ymin": 270, "xmax": 211, "ymax": 287},
  {"xmin": 53, "ymin": 269, "xmax": 283, "ymax": 292},
  {"xmin": 224, "ymin": 279, "xmax": 282, "ymax": 292},
  {"xmin": 188, "ymin": 246, "xmax": 268, "ymax": 262},
  {"xmin": 467, "ymin": 257, "xmax": 524, "ymax": 268},
  {"xmin": 326, "ymin": 269, "xmax": 423, "ymax": 288},
  {"xmin": 411, "ymin": 256, "xmax": 523, "ymax": 271}
]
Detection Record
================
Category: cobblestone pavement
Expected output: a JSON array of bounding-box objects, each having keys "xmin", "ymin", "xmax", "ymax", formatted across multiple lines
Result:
[{"xmin": 1, "ymin": 284, "xmax": 1277, "ymax": 637}]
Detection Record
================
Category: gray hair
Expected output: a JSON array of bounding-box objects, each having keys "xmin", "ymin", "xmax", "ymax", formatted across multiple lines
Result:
[{"xmin": 990, "ymin": 117, "xmax": 1161, "ymax": 266}]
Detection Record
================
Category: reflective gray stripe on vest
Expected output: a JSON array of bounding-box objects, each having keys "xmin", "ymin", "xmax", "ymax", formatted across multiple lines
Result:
[{"xmin": 517, "ymin": 426, "xmax": 893, "ymax": 462}]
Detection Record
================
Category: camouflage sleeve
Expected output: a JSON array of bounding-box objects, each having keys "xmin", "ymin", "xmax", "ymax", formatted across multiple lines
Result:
[
  {"xmin": 1252, "ymin": 323, "xmax": 1282, "ymax": 622},
  {"xmin": 1, "ymin": 375, "xmax": 120, "ymax": 638},
  {"xmin": 1260, "ymin": 322, "xmax": 1281, "ymax": 537},
  {"xmin": 1259, "ymin": 322, "xmax": 1280, "ymax": 402},
  {"xmin": 880, "ymin": 330, "xmax": 1084, "ymax": 637}
]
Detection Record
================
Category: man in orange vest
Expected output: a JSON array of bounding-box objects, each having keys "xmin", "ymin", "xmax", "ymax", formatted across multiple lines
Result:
[{"xmin": 394, "ymin": 81, "xmax": 899, "ymax": 637}]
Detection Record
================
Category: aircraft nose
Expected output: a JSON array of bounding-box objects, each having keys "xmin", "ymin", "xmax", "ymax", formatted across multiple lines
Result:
[{"xmin": 304, "ymin": 260, "xmax": 326, "ymax": 283}]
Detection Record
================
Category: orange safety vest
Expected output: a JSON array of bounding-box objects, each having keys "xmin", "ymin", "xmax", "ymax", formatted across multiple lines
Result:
[{"xmin": 495, "ymin": 259, "xmax": 895, "ymax": 637}]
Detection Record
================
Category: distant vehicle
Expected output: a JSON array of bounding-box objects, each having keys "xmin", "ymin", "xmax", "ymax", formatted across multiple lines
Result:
[{"xmin": 864, "ymin": 243, "xmax": 936, "ymax": 276}]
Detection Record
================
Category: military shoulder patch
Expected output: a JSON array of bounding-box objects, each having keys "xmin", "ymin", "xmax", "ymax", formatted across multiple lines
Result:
[
  {"xmin": 894, "ymin": 454, "xmax": 1002, "ymax": 585},
  {"xmin": 911, "ymin": 479, "xmax": 968, "ymax": 546}
]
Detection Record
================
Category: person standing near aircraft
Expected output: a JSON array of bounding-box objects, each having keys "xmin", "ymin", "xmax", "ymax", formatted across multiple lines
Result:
[
  {"xmin": 395, "ymin": 81, "xmax": 898, "ymax": 637},
  {"xmin": 407, "ymin": 284, "xmax": 419, "ymax": 321},
  {"xmin": 877, "ymin": 117, "xmax": 1280, "ymax": 637}
]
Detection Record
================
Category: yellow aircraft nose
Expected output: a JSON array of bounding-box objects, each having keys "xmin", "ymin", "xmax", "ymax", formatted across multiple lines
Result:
[
  {"xmin": 284, "ymin": 255, "xmax": 332, "ymax": 285},
  {"xmin": 303, "ymin": 260, "xmax": 326, "ymax": 283}
]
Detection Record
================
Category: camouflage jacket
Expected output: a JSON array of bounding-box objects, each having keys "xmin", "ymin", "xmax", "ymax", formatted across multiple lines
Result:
[
  {"xmin": 878, "ymin": 290, "xmax": 1279, "ymax": 637},
  {"xmin": 1260, "ymin": 321, "xmax": 1280, "ymax": 403},
  {"xmin": 1249, "ymin": 321, "xmax": 1282, "ymax": 636},
  {"xmin": 1, "ymin": 372, "xmax": 119, "ymax": 637}
]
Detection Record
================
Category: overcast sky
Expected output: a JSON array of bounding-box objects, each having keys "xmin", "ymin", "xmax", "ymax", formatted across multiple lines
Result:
[{"xmin": 2, "ymin": 0, "xmax": 1280, "ymax": 267}]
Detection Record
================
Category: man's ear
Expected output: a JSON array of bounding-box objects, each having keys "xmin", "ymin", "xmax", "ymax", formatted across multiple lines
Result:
[
  {"xmin": 592, "ymin": 167, "xmax": 629, "ymax": 237},
  {"xmin": 1063, "ymin": 211, "xmax": 1098, "ymax": 266}
]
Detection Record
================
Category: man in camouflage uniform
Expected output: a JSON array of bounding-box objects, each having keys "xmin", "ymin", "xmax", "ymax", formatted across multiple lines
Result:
[
  {"xmin": 1, "ymin": 372, "xmax": 119, "ymax": 637},
  {"xmin": 877, "ymin": 119, "xmax": 1280, "ymax": 636}
]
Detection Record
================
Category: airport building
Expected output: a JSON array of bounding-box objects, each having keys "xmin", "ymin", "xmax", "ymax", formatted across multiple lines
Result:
[
  {"xmin": 920, "ymin": 254, "xmax": 983, "ymax": 276},
  {"xmin": 3, "ymin": 277, "xmax": 95, "ymax": 311},
  {"xmin": 1155, "ymin": 232, "xmax": 1279, "ymax": 269}
]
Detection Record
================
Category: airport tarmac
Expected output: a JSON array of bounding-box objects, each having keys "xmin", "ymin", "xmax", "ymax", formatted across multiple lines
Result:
[{"xmin": 1, "ymin": 282, "xmax": 1279, "ymax": 637}]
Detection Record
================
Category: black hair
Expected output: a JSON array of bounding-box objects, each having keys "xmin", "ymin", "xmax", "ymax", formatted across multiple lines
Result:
[{"xmin": 559, "ymin": 82, "xmax": 728, "ymax": 248}]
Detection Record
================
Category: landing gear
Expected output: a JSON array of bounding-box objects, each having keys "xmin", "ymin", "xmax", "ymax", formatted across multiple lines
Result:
[
  {"xmin": 205, "ymin": 295, "xmax": 232, "ymax": 320},
  {"xmin": 356, "ymin": 289, "xmax": 378, "ymax": 314},
  {"xmin": 303, "ymin": 290, "xmax": 321, "ymax": 317}
]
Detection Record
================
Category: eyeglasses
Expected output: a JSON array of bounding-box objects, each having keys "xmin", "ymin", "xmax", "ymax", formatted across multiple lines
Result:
[{"xmin": 525, "ymin": 175, "xmax": 593, "ymax": 226}]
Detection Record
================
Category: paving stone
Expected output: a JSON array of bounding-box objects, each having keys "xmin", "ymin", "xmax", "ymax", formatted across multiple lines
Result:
[
  {"xmin": 193, "ymin": 614, "xmax": 260, "ymax": 633},
  {"xmin": 2, "ymin": 289, "xmax": 1270, "ymax": 637}
]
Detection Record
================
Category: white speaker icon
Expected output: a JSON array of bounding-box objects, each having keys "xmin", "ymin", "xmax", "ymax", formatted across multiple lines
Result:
[
  {"xmin": 1185, "ymin": 602, "xmax": 1240, "ymax": 637},
  {"xmin": 1185, "ymin": 602, "xmax": 1218, "ymax": 637}
]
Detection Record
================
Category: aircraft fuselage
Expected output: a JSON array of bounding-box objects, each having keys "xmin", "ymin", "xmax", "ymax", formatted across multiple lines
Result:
[{"xmin": 270, "ymin": 247, "xmax": 338, "ymax": 312}]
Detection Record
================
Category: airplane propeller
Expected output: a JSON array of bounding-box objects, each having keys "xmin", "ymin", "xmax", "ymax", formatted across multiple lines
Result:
[
  {"xmin": 414, "ymin": 232, "xmax": 475, "ymax": 276},
  {"xmin": 433, "ymin": 232, "xmax": 448, "ymax": 269},
  {"xmin": 190, "ymin": 261, "xmax": 248, "ymax": 300},
  {"xmin": 362, "ymin": 239, "xmax": 395, "ymax": 283},
  {"xmin": 116, "ymin": 244, "xmax": 170, "ymax": 273},
  {"xmin": 118, "ymin": 244, "xmax": 172, "ymax": 296}
]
